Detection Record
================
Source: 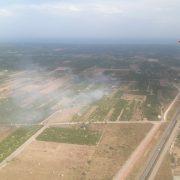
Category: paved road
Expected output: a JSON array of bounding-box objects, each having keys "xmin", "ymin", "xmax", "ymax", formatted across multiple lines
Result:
[
  {"xmin": 0, "ymin": 89, "xmax": 179, "ymax": 172},
  {"xmin": 139, "ymin": 111, "xmax": 180, "ymax": 180},
  {"xmin": 113, "ymin": 123, "xmax": 161, "ymax": 180},
  {"xmin": 113, "ymin": 90, "xmax": 180, "ymax": 180},
  {"xmin": 149, "ymin": 118, "xmax": 180, "ymax": 180}
]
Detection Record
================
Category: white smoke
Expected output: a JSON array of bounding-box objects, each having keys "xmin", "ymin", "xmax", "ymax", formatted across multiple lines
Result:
[{"xmin": 0, "ymin": 64, "xmax": 115, "ymax": 124}]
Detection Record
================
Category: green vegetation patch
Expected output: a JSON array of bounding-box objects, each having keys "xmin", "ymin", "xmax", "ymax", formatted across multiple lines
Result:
[
  {"xmin": 121, "ymin": 101, "xmax": 136, "ymax": 121},
  {"xmin": 143, "ymin": 95, "xmax": 160, "ymax": 120},
  {"xmin": 161, "ymin": 85, "xmax": 178, "ymax": 101},
  {"xmin": 87, "ymin": 96, "xmax": 116, "ymax": 122},
  {"xmin": 175, "ymin": 133, "xmax": 180, "ymax": 147},
  {"xmin": 110, "ymin": 99, "xmax": 127, "ymax": 121},
  {"xmin": 0, "ymin": 125, "xmax": 42, "ymax": 162},
  {"xmin": 71, "ymin": 106, "xmax": 91, "ymax": 122},
  {"xmin": 113, "ymin": 89, "xmax": 123, "ymax": 99},
  {"xmin": 37, "ymin": 127, "xmax": 101, "ymax": 145}
]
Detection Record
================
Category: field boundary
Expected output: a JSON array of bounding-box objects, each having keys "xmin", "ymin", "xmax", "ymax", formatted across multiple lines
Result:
[{"xmin": 0, "ymin": 125, "xmax": 47, "ymax": 170}]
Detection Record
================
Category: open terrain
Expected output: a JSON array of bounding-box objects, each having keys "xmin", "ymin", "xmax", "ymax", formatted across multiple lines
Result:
[
  {"xmin": 126, "ymin": 122, "xmax": 168, "ymax": 179},
  {"xmin": 0, "ymin": 44, "xmax": 179, "ymax": 179},
  {"xmin": 154, "ymin": 154, "xmax": 173, "ymax": 180},
  {"xmin": 170, "ymin": 126, "xmax": 180, "ymax": 178},
  {"xmin": 0, "ymin": 123, "xmax": 152, "ymax": 180},
  {"xmin": 0, "ymin": 125, "xmax": 41, "ymax": 163}
]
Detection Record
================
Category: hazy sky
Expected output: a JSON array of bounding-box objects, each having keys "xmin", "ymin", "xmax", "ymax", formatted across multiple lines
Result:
[{"xmin": 0, "ymin": 0, "xmax": 180, "ymax": 42}]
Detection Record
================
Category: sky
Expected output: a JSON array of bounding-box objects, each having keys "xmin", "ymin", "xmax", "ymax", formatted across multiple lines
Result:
[{"xmin": 0, "ymin": 0, "xmax": 180, "ymax": 43}]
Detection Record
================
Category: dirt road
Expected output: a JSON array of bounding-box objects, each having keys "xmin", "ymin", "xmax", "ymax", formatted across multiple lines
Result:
[
  {"xmin": 113, "ymin": 90, "xmax": 180, "ymax": 180},
  {"xmin": 0, "ymin": 125, "xmax": 47, "ymax": 170},
  {"xmin": 0, "ymin": 109, "xmax": 60, "ymax": 169},
  {"xmin": 163, "ymin": 92, "xmax": 180, "ymax": 121},
  {"xmin": 113, "ymin": 122, "xmax": 161, "ymax": 180},
  {"xmin": 140, "ymin": 112, "xmax": 180, "ymax": 180}
]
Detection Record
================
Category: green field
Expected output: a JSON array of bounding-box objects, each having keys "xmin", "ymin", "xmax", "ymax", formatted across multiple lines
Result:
[
  {"xmin": 143, "ymin": 95, "xmax": 160, "ymax": 120},
  {"xmin": 37, "ymin": 127, "xmax": 101, "ymax": 145},
  {"xmin": 113, "ymin": 89, "xmax": 123, "ymax": 99},
  {"xmin": 121, "ymin": 101, "xmax": 136, "ymax": 121},
  {"xmin": 87, "ymin": 96, "xmax": 115, "ymax": 121},
  {"xmin": 110, "ymin": 99, "xmax": 127, "ymax": 121},
  {"xmin": 72, "ymin": 89, "xmax": 128, "ymax": 122},
  {"xmin": 0, "ymin": 125, "xmax": 42, "ymax": 162},
  {"xmin": 71, "ymin": 105, "xmax": 92, "ymax": 122},
  {"xmin": 87, "ymin": 90, "xmax": 123, "ymax": 122}
]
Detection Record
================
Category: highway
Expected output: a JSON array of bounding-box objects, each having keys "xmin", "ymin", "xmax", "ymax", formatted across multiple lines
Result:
[{"xmin": 139, "ymin": 111, "xmax": 179, "ymax": 180}]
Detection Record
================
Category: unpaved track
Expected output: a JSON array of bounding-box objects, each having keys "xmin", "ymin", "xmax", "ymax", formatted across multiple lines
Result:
[
  {"xmin": 139, "ymin": 112, "xmax": 180, "ymax": 180},
  {"xmin": 0, "ymin": 125, "xmax": 47, "ymax": 170},
  {"xmin": 113, "ymin": 89, "xmax": 180, "ymax": 179},
  {"xmin": 0, "ymin": 109, "xmax": 60, "ymax": 169},
  {"xmin": 0, "ymin": 120, "xmax": 155, "ymax": 170},
  {"xmin": 0, "ymin": 121, "xmax": 159, "ymax": 127},
  {"xmin": 163, "ymin": 92, "xmax": 180, "ymax": 121},
  {"xmin": 149, "ymin": 116, "xmax": 180, "ymax": 180},
  {"xmin": 113, "ymin": 123, "xmax": 161, "ymax": 180},
  {"xmin": 1, "ymin": 91, "xmax": 178, "ymax": 172},
  {"xmin": 50, "ymin": 121, "xmax": 158, "ymax": 125}
]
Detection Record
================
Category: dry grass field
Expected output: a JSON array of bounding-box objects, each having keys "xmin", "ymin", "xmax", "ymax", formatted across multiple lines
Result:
[
  {"xmin": 155, "ymin": 154, "xmax": 173, "ymax": 180},
  {"xmin": 0, "ymin": 123, "xmax": 153, "ymax": 180},
  {"xmin": 0, "ymin": 141, "xmax": 95, "ymax": 180},
  {"xmin": 84, "ymin": 123, "xmax": 153, "ymax": 179},
  {"xmin": 126, "ymin": 122, "xmax": 169, "ymax": 180},
  {"xmin": 171, "ymin": 129, "xmax": 180, "ymax": 177}
]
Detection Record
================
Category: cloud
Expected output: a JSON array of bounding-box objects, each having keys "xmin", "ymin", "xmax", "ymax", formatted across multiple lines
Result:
[
  {"xmin": 92, "ymin": 4, "xmax": 123, "ymax": 14},
  {"xmin": 0, "ymin": 9, "xmax": 13, "ymax": 17},
  {"xmin": 0, "ymin": 0, "xmax": 180, "ymax": 18},
  {"xmin": 1, "ymin": 2, "xmax": 124, "ymax": 16},
  {"xmin": 27, "ymin": 3, "xmax": 82, "ymax": 14},
  {"xmin": 0, "ymin": 0, "xmax": 179, "ymax": 40}
]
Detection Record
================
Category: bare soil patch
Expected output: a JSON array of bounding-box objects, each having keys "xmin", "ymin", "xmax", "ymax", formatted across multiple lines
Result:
[
  {"xmin": 155, "ymin": 153, "xmax": 173, "ymax": 180},
  {"xmin": 0, "ymin": 123, "xmax": 153, "ymax": 180},
  {"xmin": 85, "ymin": 123, "xmax": 153, "ymax": 179},
  {"xmin": 171, "ymin": 128, "xmax": 180, "ymax": 176},
  {"xmin": 127, "ymin": 122, "xmax": 168, "ymax": 180},
  {"xmin": 47, "ymin": 107, "xmax": 80, "ymax": 124},
  {"xmin": 0, "ymin": 141, "xmax": 95, "ymax": 180},
  {"xmin": 121, "ymin": 93, "xmax": 146, "ymax": 102}
]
